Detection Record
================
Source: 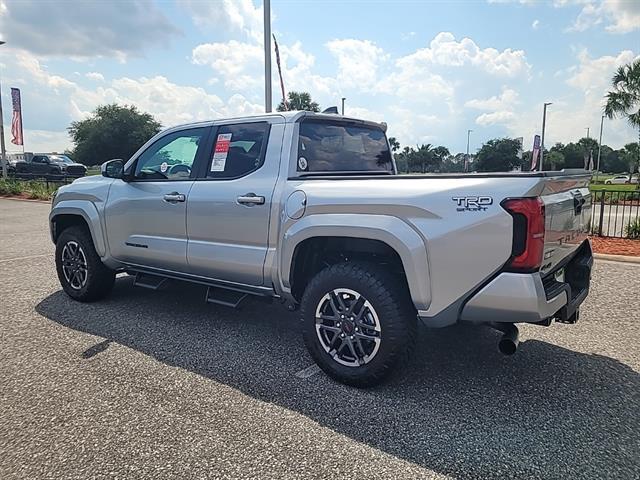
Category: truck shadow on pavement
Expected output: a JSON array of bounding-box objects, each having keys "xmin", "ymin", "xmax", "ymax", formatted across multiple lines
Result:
[{"xmin": 36, "ymin": 276, "xmax": 639, "ymax": 479}]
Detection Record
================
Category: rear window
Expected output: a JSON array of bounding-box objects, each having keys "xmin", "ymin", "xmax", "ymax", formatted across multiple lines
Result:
[
  {"xmin": 207, "ymin": 122, "xmax": 269, "ymax": 179},
  {"xmin": 297, "ymin": 120, "xmax": 393, "ymax": 173}
]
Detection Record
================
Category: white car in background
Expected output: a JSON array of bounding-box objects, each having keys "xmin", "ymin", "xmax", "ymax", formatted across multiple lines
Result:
[{"xmin": 604, "ymin": 175, "xmax": 638, "ymax": 185}]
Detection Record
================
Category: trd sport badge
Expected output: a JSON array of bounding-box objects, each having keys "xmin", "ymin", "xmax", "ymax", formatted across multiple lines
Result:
[{"xmin": 452, "ymin": 196, "xmax": 493, "ymax": 212}]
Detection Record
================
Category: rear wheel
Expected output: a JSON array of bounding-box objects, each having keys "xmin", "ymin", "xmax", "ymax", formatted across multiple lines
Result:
[
  {"xmin": 301, "ymin": 262, "xmax": 416, "ymax": 387},
  {"xmin": 55, "ymin": 226, "xmax": 115, "ymax": 302}
]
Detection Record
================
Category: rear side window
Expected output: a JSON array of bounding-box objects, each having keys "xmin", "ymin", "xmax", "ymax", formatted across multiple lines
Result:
[
  {"xmin": 207, "ymin": 122, "xmax": 269, "ymax": 179},
  {"xmin": 297, "ymin": 121, "xmax": 393, "ymax": 173}
]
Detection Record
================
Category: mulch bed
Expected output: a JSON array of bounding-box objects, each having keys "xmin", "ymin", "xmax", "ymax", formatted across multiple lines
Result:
[{"xmin": 590, "ymin": 236, "xmax": 640, "ymax": 257}]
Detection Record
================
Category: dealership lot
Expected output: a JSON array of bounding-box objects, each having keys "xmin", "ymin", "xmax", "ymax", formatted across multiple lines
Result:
[{"xmin": 0, "ymin": 198, "xmax": 638, "ymax": 479}]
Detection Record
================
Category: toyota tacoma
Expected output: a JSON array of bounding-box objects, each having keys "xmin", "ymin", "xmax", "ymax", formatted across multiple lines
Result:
[{"xmin": 49, "ymin": 111, "xmax": 593, "ymax": 386}]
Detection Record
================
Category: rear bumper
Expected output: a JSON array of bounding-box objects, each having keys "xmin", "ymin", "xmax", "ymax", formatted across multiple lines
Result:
[{"xmin": 460, "ymin": 240, "xmax": 593, "ymax": 324}]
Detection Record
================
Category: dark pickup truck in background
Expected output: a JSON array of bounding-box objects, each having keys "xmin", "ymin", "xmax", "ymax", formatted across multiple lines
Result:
[{"xmin": 13, "ymin": 154, "xmax": 87, "ymax": 179}]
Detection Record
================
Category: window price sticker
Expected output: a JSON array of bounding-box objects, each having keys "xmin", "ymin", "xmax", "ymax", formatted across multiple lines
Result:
[{"xmin": 211, "ymin": 133, "xmax": 232, "ymax": 171}]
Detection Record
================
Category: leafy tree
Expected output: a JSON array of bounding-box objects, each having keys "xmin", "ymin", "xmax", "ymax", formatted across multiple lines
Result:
[
  {"xmin": 431, "ymin": 145, "xmax": 451, "ymax": 170},
  {"xmin": 441, "ymin": 153, "xmax": 465, "ymax": 173},
  {"xmin": 475, "ymin": 138, "xmax": 522, "ymax": 172},
  {"xmin": 276, "ymin": 91, "xmax": 320, "ymax": 112},
  {"xmin": 604, "ymin": 58, "xmax": 640, "ymax": 128},
  {"xmin": 68, "ymin": 104, "xmax": 161, "ymax": 166},
  {"xmin": 409, "ymin": 144, "xmax": 438, "ymax": 173},
  {"xmin": 552, "ymin": 142, "xmax": 584, "ymax": 169},
  {"xmin": 577, "ymin": 137, "xmax": 598, "ymax": 168},
  {"xmin": 599, "ymin": 145, "xmax": 627, "ymax": 173},
  {"xmin": 619, "ymin": 142, "xmax": 640, "ymax": 174},
  {"xmin": 388, "ymin": 136, "xmax": 400, "ymax": 153},
  {"xmin": 546, "ymin": 150, "xmax": 566, "ymax": 171}
]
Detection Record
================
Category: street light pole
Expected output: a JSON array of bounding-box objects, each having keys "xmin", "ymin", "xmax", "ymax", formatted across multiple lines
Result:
[
  {"xmin": 596, "ymin": 115, "xmax": 604, "ymax": 181},
  {"xmin": 263, "ymin": 0, "xmax": 272, "ymax": 113},
  {"xmin": 540, "ymin": 102, "xmax": 552, "ymax": 171},
  {"xmin": 465, "ymin": 129, "xmax": 472, "ymax": 172},
  {"xmin": 0, "ymin": 41, "xmax": 7, "ymax": 179},
  {"xmin": 341, "ymin": 97, "xmax": 345, "ymax": 115}
]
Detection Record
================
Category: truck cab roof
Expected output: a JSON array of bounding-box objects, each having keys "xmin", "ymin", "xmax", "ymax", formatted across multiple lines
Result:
[{"xmin": 169, "ymin": 111, "xmax": 387, "ymax": 132}]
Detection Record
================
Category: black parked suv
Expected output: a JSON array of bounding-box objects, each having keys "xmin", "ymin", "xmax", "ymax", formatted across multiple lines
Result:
[{"xmin": 15, "ymin": 154, "xmax": 87, "ymax": 178}]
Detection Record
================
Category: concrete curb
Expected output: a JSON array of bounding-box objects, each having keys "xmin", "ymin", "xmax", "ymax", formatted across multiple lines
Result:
[
  {"xmin": 0, "ymin": 196, "xmax": 51, "ymax": 204},
  {"xmin": 594, "ymin": 253, "xmax": 640, "ymax": 264}
]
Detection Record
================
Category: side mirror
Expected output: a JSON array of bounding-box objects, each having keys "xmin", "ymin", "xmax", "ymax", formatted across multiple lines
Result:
[{"xmin": 102, "ymin": 159, "xmax": 125, "ymax": 179}]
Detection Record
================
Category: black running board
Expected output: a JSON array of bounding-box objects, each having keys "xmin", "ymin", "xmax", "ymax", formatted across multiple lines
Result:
[
  {"xmin": 205, "ymin": 287, "xmax": 247, "ymax": 308},
  {"xmin": 133, "ymin": 272, "xmax": 168, "ymax": 291}
]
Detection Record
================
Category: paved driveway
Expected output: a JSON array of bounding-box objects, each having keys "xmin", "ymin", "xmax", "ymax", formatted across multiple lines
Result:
[{"xmin": 0, "ymin": 198, "xmax": 638, "ymax": 479}]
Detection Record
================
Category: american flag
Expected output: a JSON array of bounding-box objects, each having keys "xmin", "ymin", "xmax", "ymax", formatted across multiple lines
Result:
[{"xmin": 11, "ymin": 88, "xmax": 23, "ymax": 146}]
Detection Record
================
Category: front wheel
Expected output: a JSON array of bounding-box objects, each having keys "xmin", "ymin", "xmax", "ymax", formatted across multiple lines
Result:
[
  {"xmin": 301, "ymin": 262, "xmax": 417, "ymax": 387},
  {"xmin": 55, "ymin": 226, "xmax": 115, "ymax": 302}
]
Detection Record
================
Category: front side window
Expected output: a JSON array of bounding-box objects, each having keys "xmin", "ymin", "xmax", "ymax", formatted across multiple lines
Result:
[
  {"xmin": 207, "ymin": 123, "xmax": 269, "ymax": 179},
  {"xmin": 134, "ymin": 128, "xmax": 206, "ymax": 180},
  {"xmin": 297, "ymin": 121, "xmax": 393, "ymax": 173}
]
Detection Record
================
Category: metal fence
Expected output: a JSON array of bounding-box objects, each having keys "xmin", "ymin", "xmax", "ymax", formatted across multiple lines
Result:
[
  {"xmin": 7, "ymin": 173, "xmax": 81, "ymax": 188},
  {"xmin": 590, "ymin": 189, "xmax": 640, "ymax": 238}
]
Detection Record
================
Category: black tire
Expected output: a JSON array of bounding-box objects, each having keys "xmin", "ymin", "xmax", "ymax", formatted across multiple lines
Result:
[
  {"xmin": 55, "ymin": 225, "xmax": 115, "ymax": 302},
  {"xmin": 301, "ymin": 262, "xmax": 417, "ymax": 388}
]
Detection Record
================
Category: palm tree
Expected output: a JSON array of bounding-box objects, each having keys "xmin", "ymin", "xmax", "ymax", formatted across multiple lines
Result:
[
  {"xmin": 276, "ymin": 91, "xmax": 320, "ymax": 112},
  {"xmin": 388, "ymin": 137, "xmax": 400, "ymax": 153},
  {"xmin": 604, "ymin": 59, "xmax": 640, "ymax": 128}
]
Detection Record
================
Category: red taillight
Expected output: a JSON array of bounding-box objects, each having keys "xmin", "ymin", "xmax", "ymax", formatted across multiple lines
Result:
[{"xmin": 501, "ymin": 197, "xmax": 545, "ymax": 272}]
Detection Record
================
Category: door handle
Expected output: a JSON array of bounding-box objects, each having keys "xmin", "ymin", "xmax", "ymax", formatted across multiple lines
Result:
[
  {"xmin": 163, "ymin": 192, "xmax": 186, "ymax": 203},
  {"xmin": 237, "ymin": 193, "xmax": 265, "ymax": 205}
]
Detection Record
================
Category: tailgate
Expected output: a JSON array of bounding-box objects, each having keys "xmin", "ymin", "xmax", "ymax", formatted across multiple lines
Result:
[{"xmin": 540, "ymin": 175, "xmax": 592, "ymax": 276}]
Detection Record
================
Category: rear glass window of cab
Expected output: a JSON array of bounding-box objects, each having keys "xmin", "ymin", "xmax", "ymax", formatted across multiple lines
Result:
[{"xmin": 297, "ymin": 120, "xmax": 393, "ymax": 173}]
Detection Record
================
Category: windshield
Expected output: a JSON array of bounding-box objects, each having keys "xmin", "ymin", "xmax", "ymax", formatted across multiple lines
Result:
[
  {"xmin": 298, "ymin": 120, "xmax": 393, "ymax": 174},
  {"xmin": 49, "ymin": 155, "xmax": 74, "ymax": 164}
]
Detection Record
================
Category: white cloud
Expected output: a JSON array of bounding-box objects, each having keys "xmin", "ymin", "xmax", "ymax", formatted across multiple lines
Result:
[
  {"xmin": 506, "ymin": 48, "xmax": 639, "ymax": 149},
  {"xmin": 465, "ymin": 88, "xmax": 519, "ymax": 111},
  {"xmin": 602, "ymin": 0, "xmax": 640, "ymax": 33},
  {"xmin": 192, "ymin": 40, "xmax": 264, "ymax": 91},
  {"xmin": 567, "ymin": 0, "xmax": 640, "ymax": 33},
  {"xmin": 476, "ymin": 111, "xmax": 516, "ymax": 126},
  {"xmin": 180, "ymin": 0, "xmax": 263, "ymax": 42},
  {"xmin": 15, "ymin": 53, "xmax": 76, "ymax": 91},
  {"xmin": 17, "ymin": 130, "xmax": 72, "ymax": 154},
  {"xmin": 3, "ymin": 50, "xmax": 264, "ymax": 153},
  {"xmin": 466, "ymin": 88, "xmax": 520, "ymax": 127},
  {"xmin": 85, "ymin": 72, "xmax": 105, "ymax": 82},
  {"xmin": 0, "ymin": 0, "xmax": 179, "ymax": 58},
  {"xmin": 566, "ymin": 49, "xmax": 638, "ymax": 96},
  {"xmin": 492, "ymin": 0, "xmax": 640, "ymax": 34},
  {"xmin": 191, "ymin": 38, "xmax": 338, "ymax": 104},
  {"xmin": 325, "ymin": 39, "xmax": 388, "ymax": 89},
  {"xmin": 397, "ymin": 32, "xmax": 530, "ymax": 77}
]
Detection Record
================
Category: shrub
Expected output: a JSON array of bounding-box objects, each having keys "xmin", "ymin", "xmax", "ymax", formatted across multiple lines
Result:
[
  {"xmin": 626, "ymin": 219, "xmax": 640, "ymax": 239},
  {"xmin": 0, "ymin": 179, "xmax": 23, "ymax": 196},
  {"xmin": 0, "ymin": 179, "xmax": 57, "ymax": 200}
]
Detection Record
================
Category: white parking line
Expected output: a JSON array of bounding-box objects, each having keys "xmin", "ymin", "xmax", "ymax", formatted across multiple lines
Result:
[{"xmin": 295, "ymin": 363, "xmax": 321, "ymax": 379}]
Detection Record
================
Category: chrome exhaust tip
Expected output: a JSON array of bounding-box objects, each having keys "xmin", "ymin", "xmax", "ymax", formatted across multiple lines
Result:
[{"xmin": 490, "ymin": 323, "xmax": 520, "ymax": 356}]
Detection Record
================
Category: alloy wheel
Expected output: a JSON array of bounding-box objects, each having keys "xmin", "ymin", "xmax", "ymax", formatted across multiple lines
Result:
[{"xmin": 314, "ymin": 288, "xmax": 382, "ymax": 367}]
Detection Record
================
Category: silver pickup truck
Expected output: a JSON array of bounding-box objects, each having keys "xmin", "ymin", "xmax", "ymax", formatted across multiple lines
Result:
[{"xmin": 50, "ymin": 111, "xmax": 593, "ymax": 386}]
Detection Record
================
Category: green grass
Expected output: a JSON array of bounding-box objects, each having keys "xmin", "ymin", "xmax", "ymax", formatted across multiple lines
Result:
[
  {"xmin": 589, "ymin": 184, "xmax": 638, "ymax": 192},
  {"xmin": 0, "ymin": 179, "xmax": 57, "ymax": 200}
]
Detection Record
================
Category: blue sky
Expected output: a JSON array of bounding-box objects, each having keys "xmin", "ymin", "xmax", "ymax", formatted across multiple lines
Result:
[{"xmin": 0, "ymin": 0, "xmax": 638, "ymax": 155}]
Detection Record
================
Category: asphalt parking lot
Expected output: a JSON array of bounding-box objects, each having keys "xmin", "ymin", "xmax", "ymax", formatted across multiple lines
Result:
[{"xmin": 1, "ymin": 197, "xmax": 638, "ymax": 479}]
